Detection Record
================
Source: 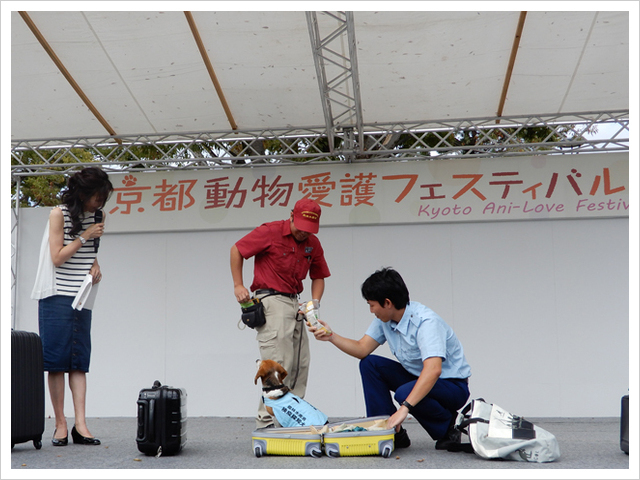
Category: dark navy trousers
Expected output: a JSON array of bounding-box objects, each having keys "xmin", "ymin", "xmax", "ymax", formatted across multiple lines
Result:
[{"xmin": 359, "ymin": 354, "xmax": 470, "ymax": 440}]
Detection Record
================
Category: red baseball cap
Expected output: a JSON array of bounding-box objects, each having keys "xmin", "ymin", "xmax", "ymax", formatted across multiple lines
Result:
[{"xmin": 293, "ymin": 198, "xmax": 321, "ymax": 234}]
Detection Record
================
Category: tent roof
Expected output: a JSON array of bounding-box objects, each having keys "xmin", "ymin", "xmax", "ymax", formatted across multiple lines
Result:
[{"xmin": 10, "ymin": 10, "xmax": 630, "ymax": 143}]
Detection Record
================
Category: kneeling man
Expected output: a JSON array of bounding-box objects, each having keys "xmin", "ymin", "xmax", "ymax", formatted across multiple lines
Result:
[{"xmin": 310, "ymin": 267, "xmax": 471, "ymax": 450}]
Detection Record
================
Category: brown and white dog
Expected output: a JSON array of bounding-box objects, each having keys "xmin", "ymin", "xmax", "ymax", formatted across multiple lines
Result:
[
  {"xmin": 254, "ymin": 359, "xmax": 290, "ymax": 416},
  {"xmin": 254, "ymin": 359, "xmax": 328, "ymax": 427}
]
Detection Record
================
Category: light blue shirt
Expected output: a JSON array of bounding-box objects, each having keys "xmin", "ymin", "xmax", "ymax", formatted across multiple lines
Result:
[
  {"xmin": 263, "ymin": 392, "xmax": 328, "ymax": 427},
  {"xmin": 365, "ymin": 301, "xmax": 471, "ymax": 379}
]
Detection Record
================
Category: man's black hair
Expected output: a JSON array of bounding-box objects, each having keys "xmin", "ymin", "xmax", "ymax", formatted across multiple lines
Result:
[{"xmin": 361, "ymin": 267, "xmax": 410, "ymax": 310}]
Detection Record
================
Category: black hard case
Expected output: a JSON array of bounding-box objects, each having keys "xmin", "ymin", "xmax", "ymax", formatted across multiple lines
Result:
[
  {"xmin": 620, "ymin": 394, "xmax": 629, "ymax": 454},
  {"xmin": 136, "ymin": 381, "xmax": 187, "ymax": 456},
  {"xmin": 11, "ymin": 330, "xmax": 45, "ymax": 449}
]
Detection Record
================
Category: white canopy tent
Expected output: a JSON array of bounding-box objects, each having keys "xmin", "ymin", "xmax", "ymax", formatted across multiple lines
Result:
[{"xmin": 9, "ymin": 9, "xmax": 630, "ymax": 171}]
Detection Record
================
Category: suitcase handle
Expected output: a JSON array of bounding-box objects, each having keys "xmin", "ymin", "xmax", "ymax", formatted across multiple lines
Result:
[
  {"xmin": 136, "ymin": 398, "xmax": 155, "ymax": 443},
  {"xmin": 148, "ymin": 399, "xmax": 155, "ymax": 439}
]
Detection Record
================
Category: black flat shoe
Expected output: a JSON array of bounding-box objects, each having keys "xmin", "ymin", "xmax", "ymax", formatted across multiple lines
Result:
[
  {"xmin": 435, "ymin": 412, "xmax": 472, "ymax": 452},
  {"xmin": 51, "ymin": 429, "xmax": 68, "ymax": 447},
  {"xmin": 71, "ymin": 426, "xmax": 101, "ymax": 445},
  {"xmin": 394, "ymin": 427, "xmax": 411, "ymax": 448}
]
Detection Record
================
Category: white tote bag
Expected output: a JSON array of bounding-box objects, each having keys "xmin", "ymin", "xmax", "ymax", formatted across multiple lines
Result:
[
  {"xmin": 31, "ymin": 220, "xmax": 56, "ymax": 300},
  {"xmin": 456, "ymin": 398, "xmax": 561, "ymax": 463}
]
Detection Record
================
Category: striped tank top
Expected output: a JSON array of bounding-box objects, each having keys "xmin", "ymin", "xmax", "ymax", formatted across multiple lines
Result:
[{"xmin": 54, "ymin": 205, "xmax": 98, "ymax": 296}]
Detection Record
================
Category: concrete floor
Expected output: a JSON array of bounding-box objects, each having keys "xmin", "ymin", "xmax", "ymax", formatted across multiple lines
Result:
[{"xmin": 8, "ymin": 415, "xmax": 631, "ymax": 477}]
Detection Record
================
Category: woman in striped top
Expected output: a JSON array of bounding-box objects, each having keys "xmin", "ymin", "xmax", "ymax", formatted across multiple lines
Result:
[{"xmin": 36, "ymin": 167, "xmax": 113, "ymax": 446}]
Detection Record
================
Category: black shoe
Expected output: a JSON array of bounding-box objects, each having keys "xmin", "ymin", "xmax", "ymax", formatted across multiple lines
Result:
[
  {"xmin": 435, "ymin": 413, "xmax": 461, "ymax": 451},
  {"xmin": 435, "ymin": 428, "xmax": 461, "ymax": 450},
  {"xmin": 446, "ymin": 441, "xmax": 475, "ymax": 453},
  {"xmin": 394, "ymin": 427, "xmax": 411, "ymax": 448},
  {"xmin": 51, "ymin": 429, "xmax": 68, "ymax": 447},
  {"xmin": 71, "ymin": 426, "xmax": 101, "ymax": 445},
  {"xmin": 435, "ymin": 423, "xmax": 475, "ymax": 453}
]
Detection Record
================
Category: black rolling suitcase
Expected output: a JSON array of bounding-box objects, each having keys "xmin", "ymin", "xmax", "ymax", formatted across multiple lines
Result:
[
  {"xmin": 136, "ymin": 380, "xmax": 187, "ymax": 456},
  {"xmin": 11, "ymin": 330, "xmax": 45, "ymax": 450},
  {"xmin": 620, "ymin": 394, "xmax": 629, "ymax": 454}
]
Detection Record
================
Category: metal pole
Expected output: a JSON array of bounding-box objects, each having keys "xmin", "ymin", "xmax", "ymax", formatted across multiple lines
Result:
[
  {"xmin": 306, "ymin": 11, "xmax": 336, "ymax": 153},
  {"xmin": 345, "ymin": 11, "xmax": 364, "ymax": 152},
  {"xmin": 11, "ymin": 176, "xmax": 21, "ymax": 329}
]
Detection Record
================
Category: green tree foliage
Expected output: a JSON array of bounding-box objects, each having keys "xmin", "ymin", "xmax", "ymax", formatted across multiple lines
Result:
[{"xmin": 11, "ymin": 149, "xmax": 96, "ymax": 207}]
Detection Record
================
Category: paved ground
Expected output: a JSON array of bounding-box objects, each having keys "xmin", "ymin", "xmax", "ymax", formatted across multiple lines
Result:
[{"xmin": 8, "ymin": 416, "xmax": 631, "ymax": 477}]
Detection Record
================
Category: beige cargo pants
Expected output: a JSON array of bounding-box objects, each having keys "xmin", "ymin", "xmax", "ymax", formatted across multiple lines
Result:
[{"xmin": 254, "ymin": 293, "xmax": 310, "ymax": 429}]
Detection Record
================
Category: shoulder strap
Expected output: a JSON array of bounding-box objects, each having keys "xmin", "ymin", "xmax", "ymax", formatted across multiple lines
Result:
[
  {"xmin": 457, "ymin": 416, "xmax": 490, "ymax": 433},
  {"xmin": 456, "ymin": 398, "xmax": 489, "ymax": 434}
]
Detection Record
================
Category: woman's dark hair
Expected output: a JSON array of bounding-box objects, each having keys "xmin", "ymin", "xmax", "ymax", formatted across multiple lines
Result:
[
  {"xmin": 61, "ymin": 167, "xmax": 114, "ymax": 236},
  {"xmin": 361, "ymin": 267, "xmax": 410, "ymax": 309}
]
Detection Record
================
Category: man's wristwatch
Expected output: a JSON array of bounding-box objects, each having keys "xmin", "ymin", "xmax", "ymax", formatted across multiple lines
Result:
[
  {"xmin": 401, "ymin": 400, "xmax": 414, "ymax": 410},
  {"xmin": 78, "ymin": 235, "xmax": 87, "ymax": 244}
]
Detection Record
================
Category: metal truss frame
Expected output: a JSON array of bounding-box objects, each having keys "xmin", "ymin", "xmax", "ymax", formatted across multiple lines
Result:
[
  {"xmin": 306, "ymin": 11, "xmax": 364, "ymax": 154},
  {"xmin": 11, "ymin": 110, "xmax": 630, "ymax": 178},
  {"xmin": 11, "ymin": 179, "xmax": 21, "ymax": 327}
]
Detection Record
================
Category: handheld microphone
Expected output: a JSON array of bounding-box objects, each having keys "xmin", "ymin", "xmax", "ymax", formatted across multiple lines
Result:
[{"xmin": 94, "ymin": 209, "xmax": 103, "ymax": 253}]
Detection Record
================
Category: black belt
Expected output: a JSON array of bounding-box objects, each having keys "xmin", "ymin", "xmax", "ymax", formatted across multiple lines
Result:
[{"xmin": 255, "ymin": 289, "xmax": 298, "ymax": 299}]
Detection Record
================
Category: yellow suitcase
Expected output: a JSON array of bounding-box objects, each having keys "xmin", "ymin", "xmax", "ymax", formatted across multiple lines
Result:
[
  {"xmin": 323, "ymin": 416, "xmax": 395, "ymax": 458},
  {"xmin": 252, "ymin": 426, "xmax": 323, "ymax": 458},
  {"xmin": 251, "ymin": 416, "xmax": 394, "ymax": 458}
]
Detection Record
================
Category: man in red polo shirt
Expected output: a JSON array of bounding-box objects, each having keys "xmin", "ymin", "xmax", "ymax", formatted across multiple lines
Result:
[{"xmin": 230, "ymin": 198, "xmax": 331, "ymax": 428}]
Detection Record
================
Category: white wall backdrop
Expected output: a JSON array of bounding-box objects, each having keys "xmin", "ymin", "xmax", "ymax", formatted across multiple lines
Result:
[{"xmin": 12, "ymin": 207, "xmax": 630, "ymax": 419}]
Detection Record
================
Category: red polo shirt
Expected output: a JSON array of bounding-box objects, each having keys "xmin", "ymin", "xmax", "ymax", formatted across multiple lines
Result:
[{"xmin": 235, "ymin": 220, "xmax": 330, "ymax": 295}]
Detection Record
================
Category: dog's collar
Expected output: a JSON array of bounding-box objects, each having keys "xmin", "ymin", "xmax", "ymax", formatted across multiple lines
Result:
[{"xmin": 262, "ymin": 384, "xmax": 286, "ymax": 393}]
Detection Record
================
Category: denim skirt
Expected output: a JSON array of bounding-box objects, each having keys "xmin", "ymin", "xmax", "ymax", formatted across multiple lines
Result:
[{"xmin": 38, "ymin": 295, "xmax": 92, "ymax": 372}]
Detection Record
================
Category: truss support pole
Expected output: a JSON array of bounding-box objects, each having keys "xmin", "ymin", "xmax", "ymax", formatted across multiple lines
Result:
[
  {"xmin": 12, "ymin": 176, "xmax": 21, "ymax": 329},
  {"xmin": 306, "ymin": 11, "xmax": 364, "ymax": 155}
]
